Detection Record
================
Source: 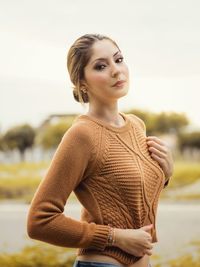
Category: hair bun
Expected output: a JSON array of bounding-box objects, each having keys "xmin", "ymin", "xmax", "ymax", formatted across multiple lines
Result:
[{"xmin": 73, "ymin": 89, "xmax": 80, "ymax": 103}]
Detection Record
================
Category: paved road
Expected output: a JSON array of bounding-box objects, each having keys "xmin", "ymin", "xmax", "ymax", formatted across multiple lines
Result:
[{"xmin": 0, "ymin": 201, "xmax": 200, "ymax": 261}]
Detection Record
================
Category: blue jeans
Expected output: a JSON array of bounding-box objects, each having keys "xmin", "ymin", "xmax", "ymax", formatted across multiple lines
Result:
[
  {"xmin": 73, "ymin": 261, "xmax": 121, "ymax": 267},
  {"xmin": 73, "ymin": 260, "xmax": 152, "ymax": 267}
]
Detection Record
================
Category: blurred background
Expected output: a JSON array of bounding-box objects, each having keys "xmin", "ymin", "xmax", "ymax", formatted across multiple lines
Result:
[{"xmin": 0, "ymin": 0, "xmax": 200, "ymax": 266}]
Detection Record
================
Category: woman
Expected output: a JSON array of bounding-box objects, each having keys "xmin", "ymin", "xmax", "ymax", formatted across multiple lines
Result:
[{"xmin": 27, "ymin": 34, "xmax": 173, "ymax": 267}]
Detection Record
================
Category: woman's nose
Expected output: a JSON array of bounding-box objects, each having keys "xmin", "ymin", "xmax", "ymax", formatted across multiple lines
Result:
[{"xmin": 111, "ymin": 63, "xmax": 120, "ymax": 77}]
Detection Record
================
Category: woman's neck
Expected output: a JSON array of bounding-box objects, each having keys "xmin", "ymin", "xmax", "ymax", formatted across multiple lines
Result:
[{"xmin": 87, "ymin": 104, "xmax": 125, "ymax": 127}]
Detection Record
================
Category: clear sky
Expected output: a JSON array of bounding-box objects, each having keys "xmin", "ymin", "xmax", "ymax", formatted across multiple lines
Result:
[{"xmin": 1, "ymin": 0, "xmax": 200, "ymax": 132}]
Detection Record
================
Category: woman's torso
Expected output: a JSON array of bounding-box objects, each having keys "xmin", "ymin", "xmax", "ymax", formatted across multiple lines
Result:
[{"xmin": 74, "ymin": 114, "xmax": 161, "ymax": 266}]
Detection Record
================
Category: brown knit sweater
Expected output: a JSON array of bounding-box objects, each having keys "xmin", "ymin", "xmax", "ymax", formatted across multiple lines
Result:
[{"xmin": 27, "ymin": 112, "xmax": 169, "ymax": 265}]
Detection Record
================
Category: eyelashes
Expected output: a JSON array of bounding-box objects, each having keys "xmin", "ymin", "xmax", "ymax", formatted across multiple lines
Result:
[
  {"xmin": 94, "ymin": 64, "xmax": 106, "ymax": 71},
  {"xmin": 117, "ymin": 57, "xmax": 124, "ymax": 63},
  {"xmin": 94, "ymin": 57, "xmax": 124, "ymax": 71}
]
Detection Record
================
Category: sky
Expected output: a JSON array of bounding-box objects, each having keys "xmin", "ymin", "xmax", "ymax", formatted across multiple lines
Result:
[{"xmin": 1, "ymin": 0, "xmax": 200, "ymax": 132}]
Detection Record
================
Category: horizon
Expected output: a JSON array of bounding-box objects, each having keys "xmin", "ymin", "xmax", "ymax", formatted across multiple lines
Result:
[{"xmin": 1, "ymin": 0, "xmax": 200, "ymax": 132}]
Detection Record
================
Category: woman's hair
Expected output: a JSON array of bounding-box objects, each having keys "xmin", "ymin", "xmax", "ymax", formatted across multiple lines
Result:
[{"xmin": 67, "ymin": 33, "xmax": 119, "ymax": 104}]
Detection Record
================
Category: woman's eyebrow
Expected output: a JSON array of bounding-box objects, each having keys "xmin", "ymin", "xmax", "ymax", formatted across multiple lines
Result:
[{"xmin": 91, "ymin": 50, "xmax": 121, "ymax": 64}]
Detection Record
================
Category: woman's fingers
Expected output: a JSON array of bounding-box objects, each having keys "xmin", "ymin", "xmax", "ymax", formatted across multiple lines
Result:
[
  {"xmin": 147, "ymin": 138, "xmax": 168, "ymax": 152},
  {"xmin": 146, "ymin": 135, "xmax": 174, "ymax": 179},
  {"xmin": 148, "ymin": 146, "xmax": 167, "ymax": 159},
  {"xmin": 147, "ymin": 141, "xmax": 169, "ymax": 161},
  {"xmin": 146, "ymin": 136, "xmax": 166, "ymax": 146},
  {"xmin": 147, "ymin": 141, "xmax": 167, "ymax": 152},
  {"xmin": 151, "ymin": 152, "xmax": 167, "ymax": 164}
]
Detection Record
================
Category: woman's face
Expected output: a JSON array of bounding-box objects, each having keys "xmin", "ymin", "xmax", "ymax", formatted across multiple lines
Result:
[{"xmin": 83, "ymin": 39, "xmax": 129, "ymax": 104}]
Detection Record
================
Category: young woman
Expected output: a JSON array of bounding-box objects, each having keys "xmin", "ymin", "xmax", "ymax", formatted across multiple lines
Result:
[{"xmin": 27, "ymin": 34, "xmax": 173, "ymax": 267}]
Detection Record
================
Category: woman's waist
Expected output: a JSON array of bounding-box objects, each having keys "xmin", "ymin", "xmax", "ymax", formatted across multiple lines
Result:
[
  {"xmin": 76, "ymin": 253, "xmax": 150, "ymax": 267},
  {"xmin": 76, "ymin": 254, "xmax": 123, "ymax": 266}
]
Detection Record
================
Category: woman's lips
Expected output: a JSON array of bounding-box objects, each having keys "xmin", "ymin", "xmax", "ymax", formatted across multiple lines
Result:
[{"xmin": 112, "ymin": 80, "xmax": 126, "ymax": 87}]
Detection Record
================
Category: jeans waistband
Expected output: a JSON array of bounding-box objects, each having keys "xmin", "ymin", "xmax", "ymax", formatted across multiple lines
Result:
[{"xmin": 73, "ymin": 260, "xmax": 152, "ymax": 267}]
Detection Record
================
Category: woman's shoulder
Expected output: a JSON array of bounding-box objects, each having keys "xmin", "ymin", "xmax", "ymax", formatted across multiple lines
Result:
[
  {"xmin": 61, "ymin": 115, "xmax": 99, "ymax": 147},
  {"xmin": 126, "ymin": 113, "xmax": 146, "ymax": 131}
]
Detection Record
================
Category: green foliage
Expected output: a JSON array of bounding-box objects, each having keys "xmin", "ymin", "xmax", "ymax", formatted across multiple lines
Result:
[
  {"xmin": 160, "ymin": 161, "xmax": 200, "ymax": 200},
  {"xmin": 126, "ymin": 109, "xmax": 189, "ymax": 135},
  {"xmin": 173, "ymin": 193, "xmax": 200, "ymax": 201},
  {"xmin": 168, "ymin": 243, "xmax": 200, "ymax": 267},
  {"xmin": 1, "ymin": 241, "xmax": 200, "ymax": 267},
  {"xmin": 169, "ymin": 161, "xmax": 200, "ymax": 188},
  {"xmin": 170, "ymin": 256, "xmax": 200, "ymax": 267},
  {"xmin": 0, "ymin": 134, "xmax": 5, "ymax": 151},
  {"xmin": 0, "ymin": 161, "xmax": 48, "ymax": 175},
  {"xmin": 2, "ymin": 124, "xmax": 36, "ymax": 160},
  {"xmin": 178, "ymin": 131, "xmax": 200, "ymax": 150},
  {"xmin": 126, "ymin": 109, "xmax": 157, "ymax": 134},
  {"xmin": 0, "ymin": 243, "xmax": 76, "ymax": 267},
  {"xmin": 0, "ymin": 162, "xmax": 47, "ymax": 201},
  {"xmin": 0, "ymin": 162, "xmax": 77, "ymax": 203},
  {"xmin": 36, "ymin": 120, "xmax": 72, "ymax": 149},
  {"xmin": 151, "ymin": 241, "xmax": 200, "ymax": 267},
  {"xmin": 156, "ymin": 112, "xmax": 189, "ymax": 134},
  {"xmin": 0, "ymin": 176, "xmax": 41, "ymax": 201}
]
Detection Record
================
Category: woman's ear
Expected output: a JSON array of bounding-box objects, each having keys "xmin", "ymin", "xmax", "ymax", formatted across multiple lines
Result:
[
  {"xmin": 80, "ymin": 80, "xmax": 89, "ymax": 103},
  {"xmin": 81, "ymin": 88, "xmax": 87, "ymax": 93},
  {"xmin": 80, "ymin": 80, "xmax": 88, "ymax": 92}
]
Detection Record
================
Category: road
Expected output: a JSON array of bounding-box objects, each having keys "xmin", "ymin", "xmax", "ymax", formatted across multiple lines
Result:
[{"xmin": 0, "ymin": 201, "xmax": 200, "ymax": 261}]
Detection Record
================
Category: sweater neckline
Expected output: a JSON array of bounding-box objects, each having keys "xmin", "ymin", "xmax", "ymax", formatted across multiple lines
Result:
[{"xmin": 77, "ymin": 112, "xmax": 131, "ymax": 132}]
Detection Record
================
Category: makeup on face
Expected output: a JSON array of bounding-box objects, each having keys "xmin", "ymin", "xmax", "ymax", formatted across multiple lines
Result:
[{"xmin": 92, "ymin": 51, "xmax": 124, "ymax": 71}]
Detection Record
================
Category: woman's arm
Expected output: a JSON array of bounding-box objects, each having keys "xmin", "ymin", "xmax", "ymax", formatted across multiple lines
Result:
[{"xmin": 27, "ymin": 123, "xmax": 110, "ymax": 251}]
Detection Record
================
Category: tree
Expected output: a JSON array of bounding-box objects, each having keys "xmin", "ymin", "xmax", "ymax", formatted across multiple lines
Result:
[
  {"xmin": 0, "ymin": 135, "xmax": 5, "ymax": 151},
  {"xmin": 36, "ymin": 120, "xmax": 72, "ymax": 150},
  {"xmin": 3, "ymin": 124, "xmax": 36, "ymax": 161},
  {"xmin": 126, "ymin": 109, "xmax": 189, "ymax": 135},
  {"xmin": 126, "ymin": 109, "xmax": 157, "ymax": 135},
  {"xmin": 178, "ymin": 131, "xmax": 200, "ymax": 151},
  {"xmin": 155, "ymin": 112, "xmax": 189, "ymax": 134}
]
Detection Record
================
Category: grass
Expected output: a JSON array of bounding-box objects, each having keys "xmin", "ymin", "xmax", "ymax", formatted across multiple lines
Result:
[
  {"xmin": 151, "ymin": 241, "xmax": 200, "ymax": 267},
  {"xmin": 0, "ymin": 161, "xmax": 49, "ymax": 177},
  {"xmin": 0, "ymin": 242, "xmax": 76, "ymax": 267},
  {"xmin": 0, "ymin": 176, "xmax": 41, "ymax": 202},
  {"xmin": 0, "ymin": 162, "xmax": 78, "ymax": 203},
  {"xmin": 0, "ymin": 160, "xmax": 200, "ymax": 202},
  {"xmin": 1, "ymin": 240, "xmax": 200, "ymax": 267},
  {"xmin": 168, "ymin": 161, "xmax": 200, "ymax": 188},
  {"xmin": 172, "ymin": 193, "xmax": 200, "ymax": 201},
  {"xmin": 160, "ymin": 160, "xmax": 200, "ymax": 200}
]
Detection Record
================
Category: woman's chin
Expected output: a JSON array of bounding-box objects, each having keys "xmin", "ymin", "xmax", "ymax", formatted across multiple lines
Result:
[{"xmin": 116, "ymin": 87, "xmax": 129, "ymax": 98}]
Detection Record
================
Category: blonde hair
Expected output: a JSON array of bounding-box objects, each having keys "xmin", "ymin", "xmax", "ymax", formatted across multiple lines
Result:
[{"xmin": 67, "ymin": 34, "xmax": 119, "ymax": 104}]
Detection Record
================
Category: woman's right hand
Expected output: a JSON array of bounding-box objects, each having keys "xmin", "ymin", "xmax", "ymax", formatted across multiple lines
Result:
[{"xmin": 114, "ymin": 224, "xmax": 154, "ymax": 257}]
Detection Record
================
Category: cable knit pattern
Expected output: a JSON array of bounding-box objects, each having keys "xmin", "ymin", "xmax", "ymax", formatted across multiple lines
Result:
[{"xmin": 27, "ymin": 112, "xmax": 169, "ymax": 266}]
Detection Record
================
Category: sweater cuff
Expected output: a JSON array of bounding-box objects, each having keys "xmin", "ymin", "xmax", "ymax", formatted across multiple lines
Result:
[{"xmin": 89, "ymin": 224, "xmax": 110, "ymax": 251}]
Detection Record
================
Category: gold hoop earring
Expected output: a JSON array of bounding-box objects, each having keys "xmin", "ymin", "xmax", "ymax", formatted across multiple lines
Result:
[
  {"xmin": 81, "ymin": 88, "xmax": 87, "ymax": 94},
  {"xmin": 80, "ymin": 88, "xmax": 89, "ymax": 103}
]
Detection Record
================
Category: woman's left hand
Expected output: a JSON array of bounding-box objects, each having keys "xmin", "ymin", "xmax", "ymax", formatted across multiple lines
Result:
[{"xmin": 146, "ymin": 136, "xmax": 174, "ymax": 179}]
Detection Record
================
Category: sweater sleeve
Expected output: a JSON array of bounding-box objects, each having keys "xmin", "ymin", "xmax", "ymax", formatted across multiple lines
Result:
[{"xmin": 27, "ymin": 123, "xmax": 110, "ymax": 251}]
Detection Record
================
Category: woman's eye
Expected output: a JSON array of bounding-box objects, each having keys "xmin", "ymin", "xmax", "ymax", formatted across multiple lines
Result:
[
  {"xmin": 94, "ymin": 64, "xmax": 106, "ymax": 71},
  {"xmin": 116, "ymin": 57, "xmax": 124, "ymax": 63}
]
